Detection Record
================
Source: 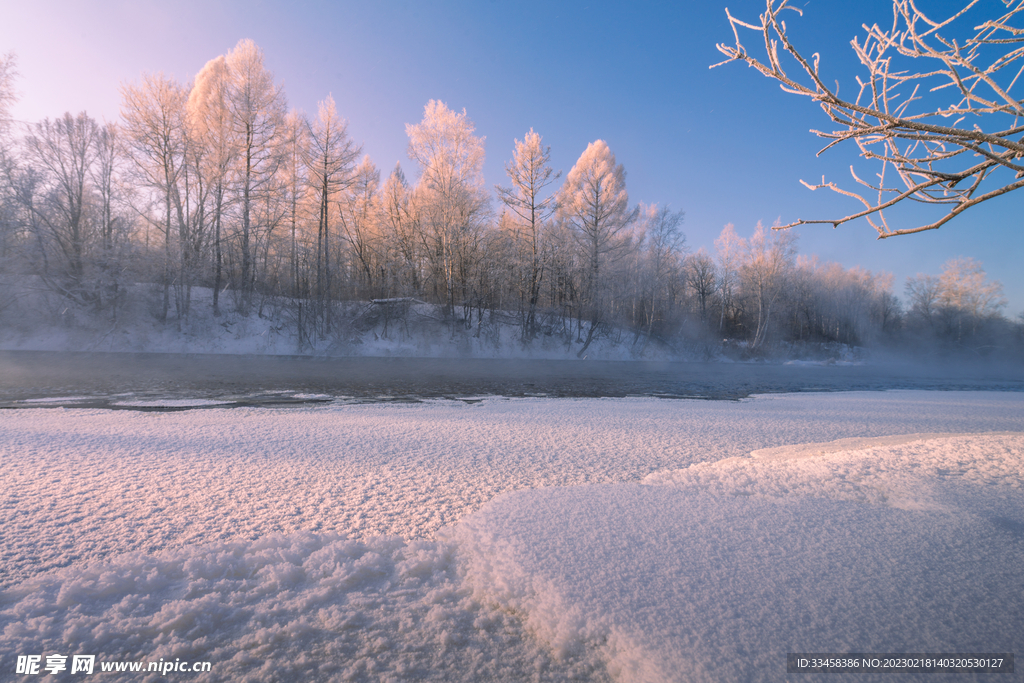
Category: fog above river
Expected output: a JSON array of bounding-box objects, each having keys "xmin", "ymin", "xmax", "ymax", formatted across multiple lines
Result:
[{"xmin": 1, "ymin": 351, "xmax": 1021, "ymax": 408}]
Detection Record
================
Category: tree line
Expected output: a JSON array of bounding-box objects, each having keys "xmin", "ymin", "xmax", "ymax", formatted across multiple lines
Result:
[{"xmin": 0, "ymin": 43, "xmax": 1017, "ymax": 358}]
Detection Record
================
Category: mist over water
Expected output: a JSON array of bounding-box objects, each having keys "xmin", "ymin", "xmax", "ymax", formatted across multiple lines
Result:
[{"xmin": 1, "ymin": 351, "xmax": 1021, "ymax": 409}]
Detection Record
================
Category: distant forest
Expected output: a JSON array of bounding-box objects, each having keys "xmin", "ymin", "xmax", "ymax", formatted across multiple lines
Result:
[{"xmin": 0, "ymin": 43, "xmax": 1019, "ymax": 359}]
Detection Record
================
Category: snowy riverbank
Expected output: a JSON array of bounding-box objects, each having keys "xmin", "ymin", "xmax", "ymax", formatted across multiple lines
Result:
[
  {"xmin": 0, "ymin": 284, "xmax": 882, "ymax": 364},
  {"xmin": 2, "ymin": 392, "xmax": 1022, "ymax": 681}
]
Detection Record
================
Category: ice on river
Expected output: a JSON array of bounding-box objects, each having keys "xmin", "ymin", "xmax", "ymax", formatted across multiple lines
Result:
[{"xmin": 1, "ymin": 391, "xmax": 1022, "ymax": 681}]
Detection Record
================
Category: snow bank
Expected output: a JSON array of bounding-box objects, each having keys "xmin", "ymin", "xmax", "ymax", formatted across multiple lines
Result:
[
  {"xmin": 2, "ymin": 393, "xmax": 1022, "ymax": 681},
  {"xmin": 452, "ymin": 433, "xmax": 1024, "ymax": 682},
  {"xmin": 3, "ymin": 392, "xmax": 1020, "ymax": 587},
  {"xmin": 646, "ymin": 431, "xmax": 1024, "ymax": 510},
  {"xmin": 1, "ymin": 533, "xmax": 606, "ymax": 682},
  {"xmin": 0, "ymin": 284, "xmax": 668, "ymax": 361}
]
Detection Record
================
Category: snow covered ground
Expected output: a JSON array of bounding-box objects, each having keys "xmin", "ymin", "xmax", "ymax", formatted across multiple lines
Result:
[
  {"xmin": 1, "ymin": 392, "xmax": 1022, "ymax": 681},
  {"xmin": 0, "ymin": 285, "xmax": 672, "ymax": 361}
]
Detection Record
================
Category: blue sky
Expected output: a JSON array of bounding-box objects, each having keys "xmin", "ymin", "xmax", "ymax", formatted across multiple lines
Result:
[{"xmin": 2, "ymin": 0, "xmax": 1021, "ymax": 314}]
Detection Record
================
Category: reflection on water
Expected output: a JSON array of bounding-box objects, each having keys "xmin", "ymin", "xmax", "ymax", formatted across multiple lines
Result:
[{"xmin": 0, "ymin": 350, "xmax": 1021, "ymax": 411}]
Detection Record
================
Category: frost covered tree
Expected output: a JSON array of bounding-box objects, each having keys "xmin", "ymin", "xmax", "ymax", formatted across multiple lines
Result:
[
  {"xmin": 0, "ymin": 53, "xmax": 19, "ymax": 267},
  {"xmin": 906, "ymin": 257, "xmax": 1006, "ymax": 347},
  {"xmin": 379, "ymin": 162, "xmax": 420, "ymax": 297},
  {"xmin": 225, "ymin": 39, "xmax": 285, "ymax": 303},
  {"xmin": 496, "ymin": 129, "xmax": 560, "ymax": 339},
  {"xmin": 788, "ymin": 257, "xmax": 897, "ymax": 345},
  {"xmin": 19, "ymin": 112, "xmax": 129, "ymax": 314},
  {"xmin": 557, "ymin": 139, "xmax": 637, "ymax": 355},
  {"xmin": 188, "ymin": 55, "xmax": 235, "ymax": 315},
  {"xmin": 714, "ymin": 223, "xmax": 743, "ymax": 332},
  {"xmin": 905, "ymin": 273, "xmax": 941, "ymax": 327},
  {"xmin": 907, "ymin": 257, "xmax": 1006, "ymax": 343},
  {"xmin": 0, "ymin": 52, "xmax": 15, "ymax": 152},
  {"xmin": 715, "ymin": 0, "xmax": 1024, "ymax": 237},
  {"xmin": 305, "ymin": 94, "xmax": 359, "ymax": 333},
  {"xmin": 937, "ymin": 257, "xmax": 1006, "ymax": 318},
  {"xmin": 740, "ymin": 222, "xmax": 797, "ymax": 349},
  {"xmin": 406, "ymin": 100, "xmax": 488, "ymax": 316},
  {"xmin": 633, "ymin": 204, "xmax": 686, "ymax": 349},
  {"xmin": 23, "ymin": 112, "xmax": 100, "ymax": 299},
  {"xmin": 89, "ymin": 121, "xmax": 129, "ymax": 312},
  {"xmin": 339, "ymin": 155, "xmax": 381, "ymax": 298},
  {"xmin": 279, "ymin": 109, "xmax": 308, "ymax": 299},
  {"xmin": 90, "ymin": 123, "xmax": 120, "ymax": 257},
  {"xmin": 121, "ymin": 73, "xmax": 188, "ymax": 321},
  {"xmin": 685, "ymin": 248, "xmax": 717, "ymax": 326}
]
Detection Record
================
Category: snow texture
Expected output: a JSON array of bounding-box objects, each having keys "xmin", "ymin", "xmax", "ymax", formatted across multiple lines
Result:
[
  {"xmin": 454, "ymin": 432, "xmax": 1024, "ymax": 683},
  {"xmin": 1, "ymin": 392, "xmax": 1022, "ymax": 681}
]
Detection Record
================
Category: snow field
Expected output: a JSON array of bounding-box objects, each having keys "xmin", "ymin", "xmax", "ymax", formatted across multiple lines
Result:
[
  {"xmin": 452, "ymin": 432, "xmax": 1024, "ymax": 683},
  {"xmin": 1, "ymin": 391, "xmax": 1022, "ymax": 681},
  {"xmin": 2, "ymin": 533, "xmax": 608, "ymax": 682}
]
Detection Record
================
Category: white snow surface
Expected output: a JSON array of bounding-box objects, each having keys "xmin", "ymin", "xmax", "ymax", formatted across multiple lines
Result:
[
  {"xmin": 1, "ymin": 392, "xmax": 1022, "ymax": 681},
  {"xmin": 455, "ymin": 432, "xmax": 1024, "ymax": 683}
]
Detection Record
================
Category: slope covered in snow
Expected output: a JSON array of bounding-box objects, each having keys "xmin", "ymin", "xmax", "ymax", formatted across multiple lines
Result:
[
  {"xmin": 0, "ymin": 286, "xmax": 674, "ymax": 361},
  {"xmin": 1, "ymin": 392, "xmax": 1021, "ymax": 681},
  {"xmin": 453, "ymin": 432, "xmax": 1024, "ymax": 683}
]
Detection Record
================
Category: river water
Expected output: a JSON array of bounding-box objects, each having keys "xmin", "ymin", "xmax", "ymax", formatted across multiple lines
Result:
[{"xmin": 1, "ymin": 350, "xmax": 1022, "ymax": 410}]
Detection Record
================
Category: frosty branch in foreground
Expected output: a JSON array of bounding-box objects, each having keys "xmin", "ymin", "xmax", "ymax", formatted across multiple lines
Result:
[{"xmin": 712, "ymin": 0, "xmax": 1024, "ymax": 238}]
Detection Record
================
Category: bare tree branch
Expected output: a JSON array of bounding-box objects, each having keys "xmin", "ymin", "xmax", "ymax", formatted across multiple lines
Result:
[{"xmin": 713, "ymin": 0, "xmax": 1024, "ymax": 238}]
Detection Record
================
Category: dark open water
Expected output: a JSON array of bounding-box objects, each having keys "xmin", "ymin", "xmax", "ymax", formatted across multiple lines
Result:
[{"xmin": 1, "ymin": 351, "xmax": 1022, "ymax": 411}]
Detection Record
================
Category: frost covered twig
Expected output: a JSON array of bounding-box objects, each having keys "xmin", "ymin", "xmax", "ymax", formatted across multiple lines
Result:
[{"xmin": 713, "ymin": 0, "xmax": 1024, "ymax": 238}]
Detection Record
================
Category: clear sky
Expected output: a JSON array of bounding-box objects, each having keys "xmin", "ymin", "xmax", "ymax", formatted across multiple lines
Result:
[{"xmin": 2, "ymin": 0, "xmax": 1021, "ymax": 314}]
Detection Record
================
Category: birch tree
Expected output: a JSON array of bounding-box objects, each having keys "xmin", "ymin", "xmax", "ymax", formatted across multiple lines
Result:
[
  {"xmin": 905, "ymin": 272, "xmax": 942, "ymax": 329},
  {"xmin": 89, "ymin": 121, "xmax": 128, "ymax": 311},
  {"xmin": 175, "ymin": 102, "xmax": 215, "ymax": 319},
  {"xmin": 740, "ymin": 221, "xmax": 797, "ymax": 349}
]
